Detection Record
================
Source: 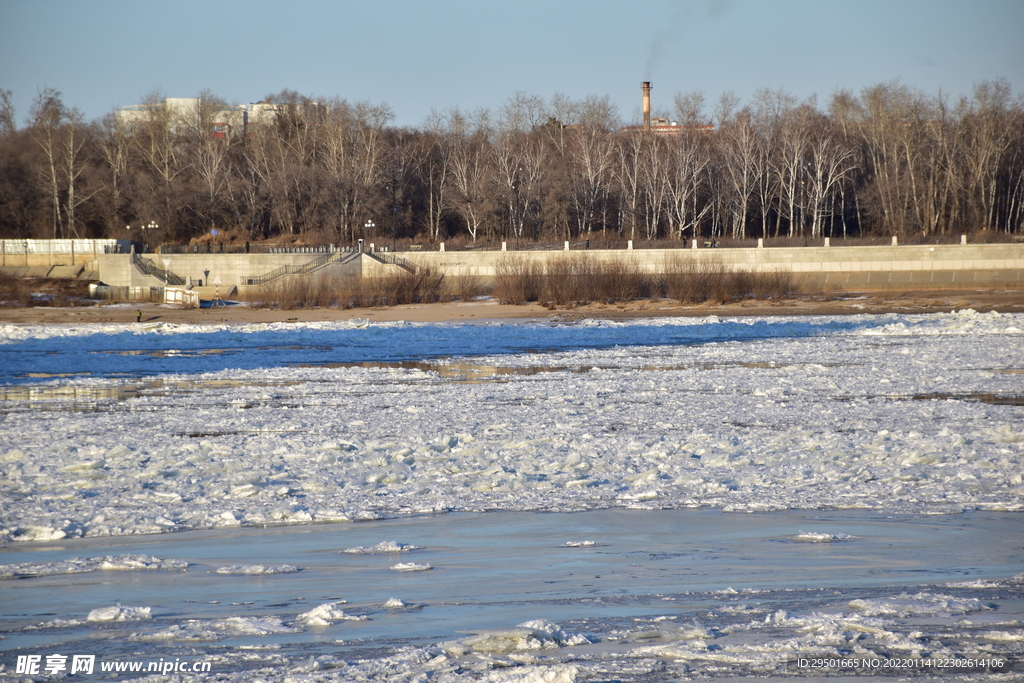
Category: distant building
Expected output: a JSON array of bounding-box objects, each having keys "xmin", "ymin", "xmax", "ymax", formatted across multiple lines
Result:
[
  {"xmin": 116, "ymin": 97, "xmax": 327, "ymax": 138},
  {"xmin": 623, "ymin": 82, "xmax": 716, "ymax": 136},
  {"xmin": 621, "ymin": 119, "xmax": 715, "ymax": 137}
]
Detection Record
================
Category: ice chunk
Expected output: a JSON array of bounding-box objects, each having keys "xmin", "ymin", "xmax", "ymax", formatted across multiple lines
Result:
[
  {"xmin": 390, "ymin": 562, "xmax": 431, "ymax": 572},
  {"xmin": 0, "ymin": 554, "xmax": 187, "ymax": 579},
  {"xmin": 342, "ymin": 540, "xmax": 422, "ymax": 554},
  {"xmin": 454, "ymin": 619, "xmax": 589, "ymax": 654},
  {"xmin": 130, "ymin": 616, "xmax": 298, "ymax": 641},
  {"xmin": 476, "ymin": 665, "xmax": 579, "ymax": 682},
  {"xmin": 87, "ymin": 605, "xmax": 152, "ymax": 622},
  {"xmin": 297, "ymin": 601, "xmax": 365, "ymax": 626},
  {"xmin": 383, "ymin": 597, "xmax": 419, "ymax": 609},
  {"xmin": 981, "ymin": 629, "xmax": 1024, "ymax": 641},
  {"xmin": 214, "ymin": 564, "xmax": 300, "ymax": 574},
  {"xmin": 849, "ymin": 592, "xmax": 989, "ymax": 616},
  {"xmin": 11, "ymin": 526, "xmax": 66, "ymax": 542},
  {"xmin": 791, "ymin": 531, "xmax": 857, "ymax": 542},
  {"xmin": 98, "ymin": 554, "xmax": 189, "ymax": 571}
]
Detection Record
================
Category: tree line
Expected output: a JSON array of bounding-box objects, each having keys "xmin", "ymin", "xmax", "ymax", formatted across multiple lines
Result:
[{"xmin": 1, "ymin": 80, "xmax": 1022, "ymax": 246}]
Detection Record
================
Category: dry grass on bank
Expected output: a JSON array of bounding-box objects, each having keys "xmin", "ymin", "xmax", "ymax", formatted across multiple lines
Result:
[
  {"xmin": 664, "ymin": 257, "xmax": 795, "ymax": 304},
  {"xmin": 0, "ymin": 275, "xmax": 93, "ymax": 308},
  {"xmin": 241, "ymin": 271, "xmax": 487, "ymax": 310},
  {"xmin": 492, "ymin": 254, "xmax": 794, "ymax": 306},
  {"xmin": 493, "ymin": 255, "xmax": 655, "ymax": 305}
]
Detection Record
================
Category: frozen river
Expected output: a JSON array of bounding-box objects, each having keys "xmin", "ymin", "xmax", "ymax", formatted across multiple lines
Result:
[{"xmin": 1, "ymin": 309, "xmax": 1023, "ymax": 681}]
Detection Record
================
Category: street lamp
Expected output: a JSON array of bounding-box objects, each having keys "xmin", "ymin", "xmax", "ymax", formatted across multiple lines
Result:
[
  {"xmin": 364, "ymin": 220, "xmax": 376, "ymax": 251},
  {"xmin": 139, "ymin": 221, "xmax": 159, "ymax": 253}
]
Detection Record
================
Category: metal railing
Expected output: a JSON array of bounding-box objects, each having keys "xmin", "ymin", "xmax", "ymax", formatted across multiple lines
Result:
[
  {"xmin": 365, "ymin": 250, "xmax": 421, "ymax": 274},
  {"xmin": 240, "ymin": 250, "xmax": 358, "ymax": 286},
  {"xmin": 159, "ymin": 243, "xmax": 336, "ymax": 254},
  {"xmin": 132, "ymin": 253, "xmax": 185, "ymax": 285}
]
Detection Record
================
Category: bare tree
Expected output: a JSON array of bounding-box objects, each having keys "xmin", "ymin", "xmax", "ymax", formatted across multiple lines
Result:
[
  {"xmin": 960, "ymin": 79, "xmax": 1016, "ymax": 232},
  {"xmin": 616, "ymin": 129, "xmax": 648, "ymax": 239},
  {"xmin": 857, "ymin": 82, "xmax": 920, "ymax": 235},
  {"xmin": 805, "ymin": 121, "xmax": 857, "ymax": 238},
  {"xmin": 774, "ymin": 102, "xmax": 813, "ymax": 236},
  {"xmin": 99, "ymin": 112, "xmax": 132, "ymax": 231},
  {"xmin": 29, "ymin": 88, "xmax": 67, "ymax": 237},
  {"xmin": 178, "ymin": 92, "xmax": 238, "ymax": 232},
  {"xmin": 493, "ymin": 126, "xmax": 547, "ymax": 244},
  {"xmin": 720, "ymin": 109, "xmax": 759, "ymax": 238},
  {"xmin": 445, "ymin": 107, "xmax": 494, "ymax": 242},
  {"xmin": 242, "ymin": 92, "xmax": 323, "ymax": 237},
  {"xmin": 416, "ymin": 112, "xmax": 453, "ymax": 242},
  {"xmin": 131, "ymin": 91, "xmax": 186, "ymax": 189},
  {"xmin": 567, "ymin": 124, "xmax": 615, "ymax": 237},
  {"xmin": 640, "ymin": 135, "xmax": 671, "ymax": 239},
  {"xmin": 665, "ymin": 130, "xmax": 712, "ymax": 240},
  {"xmin": 319, "ymin": 99, "xmax": 394, "ymax": 240},
  {"xmin": 0, "ymin": 89, "xmax": 15, "ymax": 137},
  {"xmin": 29, "ymin": 88, "xmax": 92, "ymax": 238},
  {"xmin": 498, "ymin": 91, "xmax": 548, "ymax": 134},
  {"xmin": 713, "ymin": 91, "xmax": 740, "ymax": 128},
  {"xmin": 673, "ymin": 90, "xmax": 707, "ymax": 126},
  {"xmin": 381, "ymin": 128, "xmax": 420, "ymax": 245}
]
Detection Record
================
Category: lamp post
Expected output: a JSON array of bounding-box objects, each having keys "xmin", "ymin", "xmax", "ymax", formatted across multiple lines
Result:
[
  {"xmin": 389, "ymin": 178, "xmax": 398, "ymax": 252},
  {"xmin": 364, "ymin": 220, "xmax": 375, "ymax": 251},
  {"xmin": 136, "ymin": 221, "xmax": 159, "ymax": 253}
]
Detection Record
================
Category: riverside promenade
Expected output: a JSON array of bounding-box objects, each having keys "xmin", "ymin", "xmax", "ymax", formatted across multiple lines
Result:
[{"xmin": 87, "ymin": 239, "xmax": 1024, "ymax": 295}]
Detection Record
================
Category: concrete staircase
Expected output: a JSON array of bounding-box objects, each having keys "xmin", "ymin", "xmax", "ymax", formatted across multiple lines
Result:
[{"xmin": 240, "ymin": 250, "xmax": 360, "ymax": 286}]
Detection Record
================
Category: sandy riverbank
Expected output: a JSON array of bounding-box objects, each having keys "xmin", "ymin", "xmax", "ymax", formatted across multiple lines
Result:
[{"xmin": 1, "ymin": 290, "xmax": 1022, "ymax": 326}]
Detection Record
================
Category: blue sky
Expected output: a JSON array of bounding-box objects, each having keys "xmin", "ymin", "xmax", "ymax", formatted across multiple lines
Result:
[{"xmin": 1, "ymin": 0, "xmax": 1022, "ymax": 128}]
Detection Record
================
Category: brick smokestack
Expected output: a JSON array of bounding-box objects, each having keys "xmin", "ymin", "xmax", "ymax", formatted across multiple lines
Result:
[{"xmin": 642, "ymin": 81, "xmax": 652, "ymax": 131}]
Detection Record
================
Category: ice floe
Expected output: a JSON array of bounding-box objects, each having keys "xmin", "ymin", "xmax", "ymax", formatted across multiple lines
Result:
[
  {"xmin": 1, "ymin": 311, "xmax": 1022, "ymax": 682},
  {"xmin": 2, "ymin": 311, "xmax": 1021, "ymax": 543},
  {"xmin": 87, "ymin": 604, "xmax": 152, "ymax": 622},
  {"xmin": 443, "ymin": 619, "xmax": 590, "ymax": 655},
  {"xmin": 214, "ymin": 564, "xmax": 301, "ymax": 574},
  {"xmin": 0, "ymin": 554, "xmax": 187, "ymax": 578},
  {"xmin": 128, "ymin": 616, "xmax": 299, "ymax": 642},
  {"xmin": 390, "ymin": 562, "xmax": 431, "ymax": 572},
  {"xmin": 297, "ymin": 601, "xmax": 366, "ymax": 626},
  {"xmin": 342, "ymin": 541, "xmax": 422, "ymax": 554},
  {"xmin": 790, "ymin": 531, "xmax": 858, "ymax": 542},
  {"xmin": 848, "ymin": 592, "xmax": 990, "ymax": 617}
]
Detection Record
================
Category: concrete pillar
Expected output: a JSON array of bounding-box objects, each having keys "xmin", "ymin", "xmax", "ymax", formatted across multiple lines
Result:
[
  {"xmin": 892, "ymin": 236, "xmax": 898, "ymax": 246},
  {"xmin": 757, "ymin": 238, "xmax": 764, "ymax": 249},
  {"xmin": 357, "ymin": 239, "xmax": 364, "ymax": 252},
  {"xmin": 440, "ymin": 242, "xmax": 445, "ymax": 252},
  {"xmin": 692, "ymin": 239, "xmax": 698, "ymax": 249},
  {"xmin": 501, "ymin": 242, "xmax": 507, "ymax": 251},
  {"xmin": 961, "ymin": 234, "xmax": 967, "ymax": 245},
  {"xmin": 627, "ymin": 240, "xmax": 633, "ymax": 250},
  {"xmin": 824, "ymin": 237, "xmax": 830, "ymax": 248},
  {"xmin": 564, "ymin": 241, "xmax": 570, "ymax": 251}
]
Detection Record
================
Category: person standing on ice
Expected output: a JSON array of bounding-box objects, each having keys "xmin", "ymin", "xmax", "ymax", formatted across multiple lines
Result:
[{"xmin": 135, "ymin": 310, "xmax": 142, "ymax": 324}]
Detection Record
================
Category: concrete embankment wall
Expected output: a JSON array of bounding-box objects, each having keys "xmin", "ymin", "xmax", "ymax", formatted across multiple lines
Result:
[
  {"xmin": 1, "ymin": 239, "xmax": 131, "ymax": 276},
  {"xmin": 93, "ymin": 242, "xmax": 1024, "ymax": 294},
  {"xmin": 97, "ymin": 252, "xmax": 361, "ymax": 291},
  {"xmin": 384, "ymin": 243, "xmax": 1024, "ymax": 291}
]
